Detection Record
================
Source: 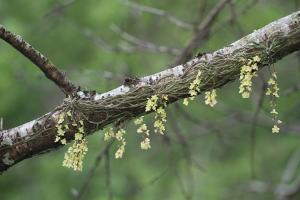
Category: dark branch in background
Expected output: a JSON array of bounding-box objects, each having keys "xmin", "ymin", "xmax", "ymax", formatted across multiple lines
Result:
[
  {"xmin": 284, "ymin": 84, "xmax": 300, "ymax": 95},
  {"xmin": 75, "ymin": 141, "xmax": 113, "ymax": 199},
  {"xmin": 80, "ymin": 0, "xmax": 231, "ymax": 59},
  {"xmin": 105, "ymin": 148, "xmax": 113, "ymax": 200},
  {"xmin": 44, "ymin": 0, "xmax": 78, "ymax": 18},
  {"xmin": 250, "ymin": 78, "xmax": 266, "ymax": 179},
  {"xmin": 110, "ymin": 24, "xmax": 181, "ymax": 56},
  {"xmin": 0, "ymin": 11, "xmax": 300, "ymax": 173},
  {"xmin": 122, "ymin": 0, "xmax": 194, "ymax": 31},
  {"xmin": 82, "ymin": 28, "xmax": 136, "ymax": 54},
  {"xmin": 0, "ymin": 25, "xmax": 78, "ymax": 96},
  {"xmin": 204, "ymin": 0, "xmax": 258, "ymax": 48},
  {"xmin": 247, "ymin": 148, "xmax": 300, "ymax": 199},
  {"xmin": 0, "ymin": 118, "xmax": 3, "ymax": 131},
  {"xmin": 172, "ymin": 0, "xmax": 231, "ymax": 66},
  {"xmin": 228, "ymin": 0, "xmax": 245, "ymax": 36},
  {"xmin": 275, "ymin": 148, "xmax": 300, "ymax": 199}
]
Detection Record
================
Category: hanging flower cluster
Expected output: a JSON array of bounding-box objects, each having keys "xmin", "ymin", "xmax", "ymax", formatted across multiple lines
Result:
[
  {"xmin": 55, "ymin": 111, "xmax": 71, "ymax": 145},
  {"xmin": 55, "ymin": 111, "xmax": 88, "ymax": 171},
  {"xmin": 62, "ymin": 138, "xmax": 88, "ymax": 171},
  {"xmin": 204, "ymin": 89, "xmax": 218, "ymax": 107},
  {"xmin": 145, "ymin": 94, "xmax": 168, "ymax": 134},
  {"xmin": 104, "ymin": 127, "xmax": 127, "ymax": 158},
  {"xmin": 149, "ymin": 94, "xmax": 168, "ymax": 135},
  {"xmin": 154, "ymin": 106, "xmax": 167, "ymax": 135},
  {"xmin": 239, "ymin": 56, "xmax": 261, "ymax": 98},
  {"xmin": 146, "ymin": 95, "xmax": 159, "ymax": 112},
  {"xmin": 266, "ymin": 71, "xmax": 282, "ymax": 133},
  {"xmin": 134, "ymin": 116, "xmax": 151, "ymax": 150},
  {"xmin": 183, "ymin": 70, "xmax": 202, "ymax": 106},
  {"xmin": 62, "ymin": 120, "xmax": 88, "ymax": 171}
]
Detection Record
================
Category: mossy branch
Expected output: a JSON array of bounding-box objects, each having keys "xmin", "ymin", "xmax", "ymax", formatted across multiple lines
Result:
[{"xmin": 0, "ymin": 11, "xmax": 300, "ymax": 173}]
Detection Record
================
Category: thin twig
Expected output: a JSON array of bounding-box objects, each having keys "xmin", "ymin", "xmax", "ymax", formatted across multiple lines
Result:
[
  {"xmin": 283, "ymin": 83, "xmax": 300, "ymax": 96},
  {"xmin": 82, "ymin": 28, "xmax": 136, "ymax": 54},
  {"xmin": 44, "ymin": 0, "xmax": 78, "ymax": 17},
  {"xmin": 276, "ymin": 148, "xmax": 300, "ymax": 200},
  {"xmin": 122, "ymin": 0, "xmax": 193, "ymax": 30},
  {"xmin": 281, "ymin": 148, "xmax": 300, "ymax": 185},
  {"xmin": 212, "ymin": 0, "xmax": 258, "ymax": 37},
  {"xmin": 105, "ymin": 148, "xmax": 113, "ymax": 200},
  {"xmin": 0, "ymin": 118, "xmax": 2, "ymax": 131},
  {"xmin": 0, "ymin": 25, "xmax": 78, "ymax": 96},
  {"xmin": 249, "ymin": 80, "xmax": 267, "ymax": 179},
  {"xmin": 172, "ymin": 0, "xmax": 231, "ymax": 66},
  {"xmin": 111, "ymin": 24, "xmax": 181, "ymax": 56},
  {"xmin": 76, "ymin": 141, "xmax": 113, "ymax": 199},
  {"xmin": 228, "ymin": 0, "xmax": 245, "ymax": 36}
]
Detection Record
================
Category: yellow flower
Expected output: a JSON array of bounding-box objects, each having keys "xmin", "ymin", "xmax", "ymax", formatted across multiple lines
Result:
[
  {"xmin": 187, "ymin": 70, "xmax": 202, "ymax": 102},
  {"xmin": 134, "ymin": 116, "xmax": 144, "ymax": 125},
  {"xmin": 253, "ymin": 55, "xmax": 261, "ymax": 62},
  {"xmin": 141, "ymin": 138, "xmax": 151, "ymax": 150},
  {"xmin": 115, "ymin": 140, "xmax": 126, "ymax": 159},
  {"xmin": 270, "ymin": 109, "xmax": 278, "ymax": 115},
  {"xmin": 272, "ymin": 125, "xmax": 280, "ymax": 133},
  {"xmin": 103, "ymin": 127, "xmax": 127, "ymax": 159},
  {"xmin": 137, "ymin": 124, "xmax": 148, "ymax": 133},
  {"xmin": 239, "ymin": 56, "xmax": 261, "ymax": 98},
  {"xmin": 145, "ymin": 95, "xmax": 158, "ymax": 112},
  {"xmin": 63, "ymin": 139, "xmax": 88, "ymax": 171},
  {"xmin": 134, "ymin": 115, "xmax": 151, "ymax": 149},
  {"xmin": 266, "ymin": 71, "xmax": 281, "ymax": 133},
  {"xmin": 61, "ymin": 138, "xmax": 67, "ymax": 145},
  {"xmin": 115, "ymin": 129, "xmax": 125, "ymax": 141},
  {"xmin": 57, "ymin": 128, "xmax": 65, "ymax": 136},
  {"xmin": 104, "ymin": 127, "xmax": 114, "ymax": 141},
  {"xmin": 67, "ymin": 110, "xmax": 72, "ymax": 117},
  {"xmin": 183, "ymin": 98, "xmax": 189, "ymax": 106},
  {"xmin": 266, "ymin": 72, "xmax": 280, "ymax": 98},
  {"xmin": 204, "ymin": 89, "xmax": 217, "ymax": 107},
  {"xmin": 154, "ymin": 106, "xmax": 167, "ymax": 135},
  {"xmin": 75, "ymin": 133, "xmax": 83, "ymax": 141}
]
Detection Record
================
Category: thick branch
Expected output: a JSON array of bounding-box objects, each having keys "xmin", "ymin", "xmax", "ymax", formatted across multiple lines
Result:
[
  {"xmin": 0, "ymin": 25, "xmax": 78, "ymax": 96},
  {"xmin": 0, "ymin": 11, "xmax": 300, "ymax": 173}
]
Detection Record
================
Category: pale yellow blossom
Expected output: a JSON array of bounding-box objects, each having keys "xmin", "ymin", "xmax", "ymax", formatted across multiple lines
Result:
[
  {"xmin": 272, "ymin": 125, "xmax": 280, "ymax": 133},
  {"xmin": 141, "ymin": 138, "xmax": 151, "ymax": 150},
  {"xmin": 205, "ymin": 89, "xmax": 217, "ymax": 107}
]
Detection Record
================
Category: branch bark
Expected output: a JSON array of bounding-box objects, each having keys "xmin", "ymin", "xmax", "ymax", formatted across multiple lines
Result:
[
  {"xmin": 0, "ymin": 11, "xmax": 300, "ymax": 173},
  {"xmin": 0, "ymin": 25, "xmax": 78, "ymax": 96}
]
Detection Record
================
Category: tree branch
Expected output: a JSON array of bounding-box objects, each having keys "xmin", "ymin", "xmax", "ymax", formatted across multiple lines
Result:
[
  {"xmin": 0, "ymin": 11, "xmax": 300, "ymax": 173},
  {"xmin": 0, "ymin": 24, "xmax": 78, "ymax": 96}
]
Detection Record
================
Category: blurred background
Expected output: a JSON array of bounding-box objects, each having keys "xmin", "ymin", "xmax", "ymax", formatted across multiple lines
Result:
[{"xmin": 1, "ymin": 0, "xmax": 300, "ymax": 199}]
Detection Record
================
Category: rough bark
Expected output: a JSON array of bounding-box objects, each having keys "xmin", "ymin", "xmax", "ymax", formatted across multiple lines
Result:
[{"xmin": 0, "ymin": 11, "xmax": 300, "ymax": 173}]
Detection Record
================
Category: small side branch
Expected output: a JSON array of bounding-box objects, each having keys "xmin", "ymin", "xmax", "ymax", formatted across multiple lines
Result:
[
  {"xmin": 111, "ymin": 24, "xmax": 181, "ymax": 56},
  {"xmin": 122, "ymin": 0, "xmax": 193, "ymax": 30},
  {"xmin": 173, "ymin": 0, "xmax": 231, "ymax": 65},
  {"xmin": 0, "ymin": 24, "xmax": 78, "ymax": 96}
]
